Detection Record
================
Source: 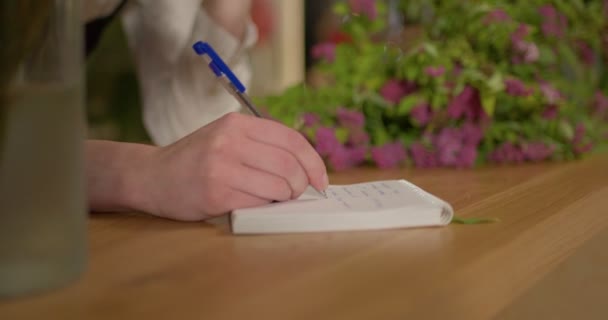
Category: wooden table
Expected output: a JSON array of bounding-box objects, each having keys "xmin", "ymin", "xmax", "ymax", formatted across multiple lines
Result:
[{"xmin": 1, "ymin": 154, "xmax": 608, "ymax": 319}]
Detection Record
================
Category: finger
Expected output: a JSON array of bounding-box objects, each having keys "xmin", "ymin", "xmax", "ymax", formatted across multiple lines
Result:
[
  {"xmin": 201, "ymin": 186, "xmax": 269, "ymax": 218},
  {"xmin": 242, "ymin": 118, "xmax": 329, "ymax": 191},
  {"xmin": 224, "ymin": 163, "xmax": 293, "ymax": 202},
  {"xmin": 223, "ymin": 189, "xmax": 270, "ymax": 212},
  {"xmin": 236, "ymin": 141, "xmax": 309, "ymax": 199}
]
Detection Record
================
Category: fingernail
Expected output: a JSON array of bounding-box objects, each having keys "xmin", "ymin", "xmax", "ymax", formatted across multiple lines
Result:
[{"xmin": 322, "ymin": 171, "xmax": 329, "ymax": 189}]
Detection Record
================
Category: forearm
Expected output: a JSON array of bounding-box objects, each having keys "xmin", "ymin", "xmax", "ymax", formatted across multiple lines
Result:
[{"xmin": 86, "ymin": 140, "xmax": 158, "ymax": 213}]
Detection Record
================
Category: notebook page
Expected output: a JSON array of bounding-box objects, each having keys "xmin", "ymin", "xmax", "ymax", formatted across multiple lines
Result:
[
  {"xmin": 329, "ymin": 181, "xmax": 438, "ymax": 211},
  {"xmin": 295, "ymin": 181, "xmax": 436, "ymax": 212}
]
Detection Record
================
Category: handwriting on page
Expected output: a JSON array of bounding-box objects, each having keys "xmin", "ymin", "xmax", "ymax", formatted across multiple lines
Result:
[
  {"xmin": 324, "ymin": 181, "xmax": 417, "ymax": 211},
  {"xmin": 326, "ymin": 182, "xmax": 402, "ymax": 198}
]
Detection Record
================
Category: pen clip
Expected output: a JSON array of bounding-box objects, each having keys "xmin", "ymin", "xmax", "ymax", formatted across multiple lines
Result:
[{"xmin": 192, "ymin": 41, "xmax": 247, "ymax": 94}]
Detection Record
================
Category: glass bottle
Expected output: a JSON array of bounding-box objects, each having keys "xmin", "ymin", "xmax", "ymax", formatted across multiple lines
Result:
[{"xmin": 0, "ymin": 0, "xmax": 87, "ymax": 297}]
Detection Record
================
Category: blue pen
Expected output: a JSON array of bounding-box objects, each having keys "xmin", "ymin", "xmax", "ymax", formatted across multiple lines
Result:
[{"xmin": 192, "ymin": 41, "xmax": 262, "ymax": 118}]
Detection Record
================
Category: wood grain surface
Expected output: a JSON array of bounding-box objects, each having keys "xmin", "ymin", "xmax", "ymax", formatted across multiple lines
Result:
[{"xmin": 1, "ymin": 154, "xmax": 607, "ymax": 320}]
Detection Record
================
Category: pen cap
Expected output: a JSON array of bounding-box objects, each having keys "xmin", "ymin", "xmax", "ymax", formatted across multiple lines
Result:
[
  {"xmin": 192, "ymin": 41, "xmax": 207, "ymax": 55},
  {"xmin": 192, "ymin": 41, "xmax": 247, "ymax": 93}
]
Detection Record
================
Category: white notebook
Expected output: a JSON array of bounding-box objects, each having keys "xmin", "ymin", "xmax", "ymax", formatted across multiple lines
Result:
[{"xmin": 230, "ymin": 180, "xmax": 454, "ymax": 234}]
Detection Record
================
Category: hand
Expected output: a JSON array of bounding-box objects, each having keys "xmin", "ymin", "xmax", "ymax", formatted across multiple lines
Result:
[{"xmin": 130, "ymin": 112, "xmax": 328, "ymax": 221}]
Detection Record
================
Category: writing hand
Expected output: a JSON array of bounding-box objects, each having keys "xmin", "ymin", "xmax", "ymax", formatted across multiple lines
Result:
[{"xmin": 129, "ymin": 112, "xmax": 328, "ymax": 221}]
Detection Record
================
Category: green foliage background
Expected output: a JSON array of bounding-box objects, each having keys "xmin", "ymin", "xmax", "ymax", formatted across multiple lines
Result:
[{"xmin": 85, "ymin": 20, "xmax": 149, "ymax": 143}]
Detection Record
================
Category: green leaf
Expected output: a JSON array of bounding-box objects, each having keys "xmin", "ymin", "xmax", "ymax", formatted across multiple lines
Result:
[
  {"xmin": 538, "ymin": 44, "xmax": 557, "ymax": 65},
  {"xmin": 506, "ymin": 131, "xmax": 518, "ymax": 143},
  {"xmin": 423, "ymin": 42, "xmax": 439, "ymax": 57},
  {"xmin": 332, "ymin": 2, "xmax": 349, "ymax": 16},
  {"xmin": 364, "ymin": 76, "xmax": 385, "ymax": 91},
  {"xmin": 451, "ymin": 216, "xmax": 500, "ymax": 224},
  {"xmin": 431, "ymin": 93, "xmax": 445, "ymax": 109},
  {"xmin": 480, "ymin": 90, "xmax": 496, "ymax": 117},
  {"xmin": 335, "ymin": 127, "xmax": 349, "ymax": 144},
  {"xmin": 404, "ymin": 66, "xmax": 418, "ymax": 81},
  {"xmin": 453, "ymin": 81, "xmax": 465, "ymax": 96},
  {"xmin": 372, "ymin": 128, "xmax": 391, "ymax": 145},
  {"xmin": 558, "ymin": 120, "xmax": 575, "ymax": 141},
  {"xmin": 487, "ymin": 71, "xmax": 505, "ymax": 93},
  {"xmin": 302, "ymin": 127, "xmax": 316, "ymax": 141},
  {"xmin": 400, "ymin": 133, "xmax": 418, "ymax": 147},
  {"xmin": 364, "ymin": 91, "xmax": 391, "ymax": 108},
  {"xmin": 397, "ymin": 95, "xmax": 421, "ymax": 115},
  {"xmin": 462, "ymin": 68, "xmax": 485, "ymax": 83}
]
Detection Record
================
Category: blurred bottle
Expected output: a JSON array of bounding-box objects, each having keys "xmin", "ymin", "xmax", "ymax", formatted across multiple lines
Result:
[{"xmin": 0, "ymin": 0, "xmax": 87, "ymax": 297}]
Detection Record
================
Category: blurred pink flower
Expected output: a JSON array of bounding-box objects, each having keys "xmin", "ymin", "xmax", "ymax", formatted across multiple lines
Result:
[
  {"xmin": 447, "ymin": 87, "xmax": 473, "ymax": 119},
  {"xmin": 484, "ymin": 8, "xmax": 511, "ymax": 24},
  {"xmin": 523, "ymin": 42, "xmax": 539, "ymax": 63},
  {"xmin": 511, "ymin": 23, "xmax": 530, "ymax": 44},
  {"xmin": 311, "ymin": 42, "xmax": 336, "ymax": 62},
  {"xmin": 504, "ymin": 78, "xmax": 532, "ymax": 97},
  {"xmin": 461, "ymin": 122, "xmax": 484, "ymax": 146},
  {"xmin": 349, "ymin": 0, "xmax": 378, "ymax": 20},
  {"xmin": 594, "ymin": 91, "xmax": 608, "ymax": 115},
  {"xmin": 410, "ymin": 103, "xmax": 433, "ymax": 126},
  {"xmin": 434, "ymin": 128, "xmax": 462, "ymax": 166},
  {"xmin": 573, "ymin": 123, "xmax": 585, "ymax": 143},
  {"xmin": 539, "ymin": 82, "xmax": 562, "ymax": 104},
  {"xmin": 489, "ymin": 139, "xmax": 554, "ymax": 165},
  {"xmin": 576, "ymin": 40, "xmax": 595, "ymax": 66},
  {"xmin": 488, "ymin": 142, "xmax": 525, "ymax": 164},
  {"xmin": 371, "ymin": 141, "xmax": 406, "ymax": 169},
  {"xmin": 348, "ymin": 145, "xmax": 368, "ymax": 165},
  {"xmin": 433, "ymin": 125, "xmax": 482, "ymax": 168},
  {"xmin": 315, "ymin": 127, "xmax": 341, "ymax": 156},
  {"xmin": 510, "ymin": 24, "xmax": 538, "ymax": 64},
  {"xmin": 409, "ymin": 143, "xmax": 438, "ymax": 168},
  {"xmin": 522, "ymin": 142, "xmax": 555, "ymax": 162},
  {"xmin": 348, "ymin": 129, "xmax": 370, "ymax": 146},
  {"xmin": 458, "ymin": 145, "xmax": 478, "ymax": 168},
  {"xmin": 453, "ymin": 63, "xmax": 463, "ymax": 76},
  {"xmin": 572, "ymin": 123, "xmax": 594, "ymax": 155},
  {"xmin": 379, "ymin": 79, "xmax": 416, "ymax": 104},
  {"xmin": 301, "ymin": 112, "xmax": 320, "ymax": 127},
  {"xmin": 538, "ymin": 4, "xmax": 568, "ymax": 38},
  {"xmin": 542, "ymin": 105, "xmax": 558, "ymax": 119},
  {"xmin": 336, "ymin": 107, "xmax": 365, "ymax": 128},
  {"xmin": 328, "ymin": 147, "xmax": 350, "ymax": 170},
  {"xmin": 425, "ymin": 66, "xmax": 445, "ymax": 78},
  {"xmin": 447, "ymin": 86, "xmax": 487, "ymax": 122},
  {"xmin": 538, "ymin": 4, "xmax": 557, "ymax": 18},
  {"xmin": 328, "ymin": 145, "xmax": 367, "ymax": 171},
  {"xmin": 318, "ymin": 127, "xmax": 368, "ymax": 170},
  {"xmin": 512, "ymin": 41, "xmax": 539, "ymax": 64}
]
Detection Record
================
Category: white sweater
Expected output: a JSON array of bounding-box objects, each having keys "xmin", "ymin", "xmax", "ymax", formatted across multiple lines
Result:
[{"xmin": 85, "ymin": 0, "xmax": 258, "ymax": 146}]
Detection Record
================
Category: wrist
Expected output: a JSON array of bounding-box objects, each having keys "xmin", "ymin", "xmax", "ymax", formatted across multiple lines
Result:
[
  {"xmin": 86, "ymin": 140, "xmax": 160, "ymax": 214},
  {"xmin": 119, "ymin": 143, "xmax": 160, "ymax": 214}
]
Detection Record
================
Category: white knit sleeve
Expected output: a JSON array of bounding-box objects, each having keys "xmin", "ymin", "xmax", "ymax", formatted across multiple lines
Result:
[{"xmin": 121, "ymin": 0, "xmax": 258, "ymax": 146}]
